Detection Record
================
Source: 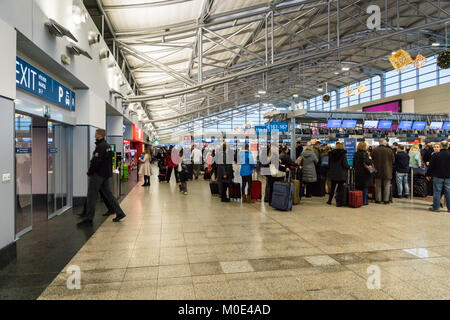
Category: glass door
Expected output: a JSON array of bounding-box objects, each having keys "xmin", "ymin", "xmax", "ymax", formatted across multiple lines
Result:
[
  {"xmin": 47, "ymin": 122, "xmax": 71, "ymax": 219},
  {"xmin": 15, "ymin": 113, "xmax": 33, "ymax": 237}
]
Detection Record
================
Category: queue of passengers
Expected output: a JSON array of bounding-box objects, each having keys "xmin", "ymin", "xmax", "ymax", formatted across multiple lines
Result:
[{"xmin": 151, "ymin": 139, "xmax": 450, "ymax": 212}]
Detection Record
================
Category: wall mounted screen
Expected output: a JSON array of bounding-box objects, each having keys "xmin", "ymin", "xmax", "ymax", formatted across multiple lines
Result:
[
  {"xmin": 378, "ymin": 120, "xmax": 393, "ymax": 130},
  {"xmin": 429, "ymin": 122, "xmax": 443, "ymax": 130},
  {"xmin": 364, "ymin": 120, "xmax": 379, "ymax": 129},
  {"xmin": 412, "ymin": 121, "xmax": 427, "ymax": 130},
  {"xmin": 398, "ymin": 121, "xmax": 413, "ymax": 130},
  {"xmin": 327, "ymin": 119, "xmax": 342, "ymax": 129},
  {"xmin": 443, "ymin": 122, "xmax": 450, "ymax": 130},
  {"xmin": 342, "ymin": 120, "xmax": 357, "ymax": 129}
]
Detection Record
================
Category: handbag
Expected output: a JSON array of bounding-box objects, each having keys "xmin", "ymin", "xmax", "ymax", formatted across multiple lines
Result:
[
  {"xmin": 412, "ymin": 167, "xmax": 427, "ymax": 176},
  {"xmin": 270, "ymin": 164, "xmax": 286, "ymax": 178}
]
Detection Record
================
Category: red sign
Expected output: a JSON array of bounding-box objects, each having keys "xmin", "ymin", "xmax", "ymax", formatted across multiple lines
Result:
[{"xmin": 132, "ymin": 124, "xmax": 143, "ymax": 142}]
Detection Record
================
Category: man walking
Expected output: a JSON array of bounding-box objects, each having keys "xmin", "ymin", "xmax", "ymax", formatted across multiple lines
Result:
[
  {"xmin": 372, "ymin": 139, "xmax": 395, "ymax": 204},
  {"xmin": 191, "ymin": 144, "xmax": 203, "ymax": 180},
  {"xmin": 427, "ymin": 141, "xmax": 450, "ymax": 212},
  {"xmin": 78, "ymin": 129, "xmax": 126, "ymax": 225}
]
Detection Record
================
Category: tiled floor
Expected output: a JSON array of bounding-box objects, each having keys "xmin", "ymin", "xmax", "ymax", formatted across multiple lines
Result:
[{"xmin": 38, "ymin": 173, "xmax": 450, "ymax": 300}]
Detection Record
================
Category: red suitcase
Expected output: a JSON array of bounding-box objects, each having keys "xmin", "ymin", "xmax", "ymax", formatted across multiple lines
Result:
[
  {"xmin": 348, "ymin": 190, "xmax": 364, "ymax": 208},
  {"xmin": 251, "ymin": 180, "xmax": 262, "ymax": 200},
  {"xmin": 229, "ymin": 183, "xmax": 241, "ymax": 200}
]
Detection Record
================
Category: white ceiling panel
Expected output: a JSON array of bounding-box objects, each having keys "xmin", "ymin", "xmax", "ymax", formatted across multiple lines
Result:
[{"xmin": 104, "ymin": 0, "xmax": 204, "ymax": 32}]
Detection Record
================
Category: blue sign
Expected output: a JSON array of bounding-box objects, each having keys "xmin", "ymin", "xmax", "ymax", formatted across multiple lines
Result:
[
  {"xmin": 16, "ymin": 57, "xmax": 75, "ymax": 111},
  {"xmin": 344, "ymin": 138, "xmax": 357, "ymax": 167},
  {"xmin": 16, "ymin": 148, "xmax": 32, "ymax": 154},
  {"xmin": 269, "ymin": 122, "xmax": 289, "ymax": 133},
  {"xmin": 336, "ymin": 134, "xmax": 350, "ymax": 138},
  {"xmin": 49, "ymin": 148, "xmax": 58, "ymax": 154},
  {"xmin": 255, "ymin": 126, "xmax": 268, "ymax": 135}
]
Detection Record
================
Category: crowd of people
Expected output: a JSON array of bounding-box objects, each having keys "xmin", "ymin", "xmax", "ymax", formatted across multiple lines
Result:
[{"xmin": 149, "ymin": 138, "xmax": 450, "ymax": 212}]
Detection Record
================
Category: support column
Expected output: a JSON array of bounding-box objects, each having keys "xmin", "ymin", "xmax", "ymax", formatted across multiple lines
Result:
[{"xmin": 291, "ymin": 101, "xmax": 296, "ymax": 162}]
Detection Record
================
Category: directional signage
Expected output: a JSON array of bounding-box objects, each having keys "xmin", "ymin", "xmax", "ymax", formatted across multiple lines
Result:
[
  {"xmin": 268, "ymin": 122, "xmax": 289, "ymax": 133},
  {"xmin": 16, "ymin": 57, "xmax": 75, "ymax": 111}
]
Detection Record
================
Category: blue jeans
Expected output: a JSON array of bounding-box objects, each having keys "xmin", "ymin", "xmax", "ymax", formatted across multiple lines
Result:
[
  {"xmin": 357, "ymin": 187, "xmax": 369, "ymax": 206},
  {"xmin": 396, "ymin": 172, "xmax": 409, "ymax": 197},
  {"xmin": 432, "ymin": 178, "xmax": 450, "ymax": 211}
]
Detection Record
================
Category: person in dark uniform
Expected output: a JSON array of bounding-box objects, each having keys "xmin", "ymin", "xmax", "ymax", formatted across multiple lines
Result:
[{"xmin": 78, "ymin": 129, "xmax": 126, "ymax": 225}]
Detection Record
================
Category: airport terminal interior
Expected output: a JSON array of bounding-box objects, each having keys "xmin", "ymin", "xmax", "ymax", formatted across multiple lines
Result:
[{"xmin": 1, "ymin": 0, "xmax": 450, "ymax": 302}]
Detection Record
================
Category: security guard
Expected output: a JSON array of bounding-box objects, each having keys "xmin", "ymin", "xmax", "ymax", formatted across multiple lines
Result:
[{"xmin": 78, "ymin": 129, "xmax": 126, "ymax": 225}]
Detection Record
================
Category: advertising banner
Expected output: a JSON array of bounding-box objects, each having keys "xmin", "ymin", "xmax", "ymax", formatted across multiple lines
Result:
[{"xmin": 344, "ymin": 138, "xmax": 357, "ymax": 167}]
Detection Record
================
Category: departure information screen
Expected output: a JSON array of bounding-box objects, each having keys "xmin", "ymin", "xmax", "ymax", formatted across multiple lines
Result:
[
  {"xmin": 378, "ymin": 120, "xmax": 393, "ymax": 130},
  {"xmin": 412, "ymin": 121, "xmax": 427, "ymax": 130},
  {"xmin": 443, "ymin": 122, "xmax": 450, "ymax": 130},
  {"xmin": 398, "ymin": 121, "xmax": 413, "ymax": 130},
  {"xmin": 364, "ymin": 121, "xmax": 379, "ymax": 129},
  {"xmin": 429, "ymin": 122, "xmax": 443, "ymax": 130},
  {"xmin": 342, "ymin": 120, "xmax": 357, "ymax": 129},
  {"xmin": 327, "ymin": 119, "xmax": 342, "ymax": 129}
]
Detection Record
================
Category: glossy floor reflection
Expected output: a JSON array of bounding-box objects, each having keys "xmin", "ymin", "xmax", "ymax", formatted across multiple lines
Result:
[{"xmin": 39, "ymin": 173, "xmax": 450, "ymax": 300}]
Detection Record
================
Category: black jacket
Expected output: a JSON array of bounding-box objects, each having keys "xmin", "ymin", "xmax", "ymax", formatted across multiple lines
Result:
[
  {"xmin": 88, "ymin": 139, "xmax": 113, "ymax": 178},
  {"xmin": 423, "ymin": 147, "xmax": 434, "ymax": 165},
  {"xmin": 327, "ymin": 149, "xmax": 350, "ymax": 182},
  {"xmin": 428, "ymin": 149, "xmax": 450, "ymax": 179},
  {"xmin": 216, "ymin": 149, "xmax": 234, "ymax": 183},
  {"xmin": 395, "ymin": 152, "xmax": 410, "ymax": 174},
  {"xmin": 353, "ymin": 150, "xmax": 373, "ymax": 188}
]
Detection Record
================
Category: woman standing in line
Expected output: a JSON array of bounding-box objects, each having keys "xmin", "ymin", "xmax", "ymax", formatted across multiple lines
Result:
[
  {"xmin": 327, "ymin": 143, "xmax": 350, "ymax": 206},
  {"xmin": 300, "ymin": 145, "xmax": 318, "ymax": 199},
  {"xmin": 353, "ymin": 142, "xmax": 373, "ymax": 205},
  {"xmin": 409, "ymin": 144, "xmax": 423, "ymax": 168},
  {"xmin": 139, "ymin": 149, "xmax": 153, "ymax": 187},
  {"xmin": 240, "ymin": 144, "xmax": 256, "ymax": 203}
]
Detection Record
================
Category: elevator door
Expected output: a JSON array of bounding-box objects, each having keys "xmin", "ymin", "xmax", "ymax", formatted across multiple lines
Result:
[
  {"xmin": 47, "ymin": 122, "xmax": 71, "ymax": 219},
  {"xmin": 15, "ymin": 113, "xmax": 33, "ymax": 237}
]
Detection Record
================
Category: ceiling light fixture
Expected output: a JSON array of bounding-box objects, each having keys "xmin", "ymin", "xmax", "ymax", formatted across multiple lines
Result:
[
  {"xmin": 317, "ymin": 88, "xmax": 324, "ymax": 92},
  {"xmin": 258, "ymin": 90, "xmax": 267, "ymax": 95},
  {"xmin": 432, "ymin": 42, "xmax": 441, "ymax": 47},
  {"xmin": 342, "ymin": 67, "xmax": 350, "ymax": 71}
]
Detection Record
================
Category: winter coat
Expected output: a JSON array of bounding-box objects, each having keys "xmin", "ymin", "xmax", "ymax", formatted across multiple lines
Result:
[
  {"xmin": 139, "ymin": 154, "xmax": 152, "ymax": 176},
  {"xmin": 353, "ymin": 150, "xmax": 373, "ymax": 188},
  {"xmin": 372, "ymin": 145, "xmax": 395, "ymax": 180},
  {"xmin": 217, "ymin": 150, "xmax": 234, "ymax": 183},
  {"xmin": 409, "ymin": 151, "xmax": 422, "ymax": 168},
  {"xmin": 301, "ymin": 150, "xmax": 318, "ymax": 183},
  {"xmin": 327, "ymin": 149, "xmax": 350, "ymax": 182}
]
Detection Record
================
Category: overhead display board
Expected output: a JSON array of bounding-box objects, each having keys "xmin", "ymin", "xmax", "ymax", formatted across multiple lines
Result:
[{"xmin": 16, "ymin": 57, "xmax": 75, "ymax": 111}]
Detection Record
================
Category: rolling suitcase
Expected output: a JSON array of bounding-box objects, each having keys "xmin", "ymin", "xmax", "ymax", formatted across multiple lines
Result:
[
  {"xmin": 291, "ymin": 168, "xmax": 301, "ymax": 205},
  {"xmin": 251, "ymin": 180, "xmax": 262, "ymax": 200},
  {"xmin": 230, "ymin": 182, "xmax": 241, "ymax": 200},
  {"xmin": 204, "ymin": 168, "xmax": 211, "ymax": 180},
  {"xmin": 311, "ymin": 177, "xmax": 326, "ymax": 197},
  {"xmin": 347, "ymin": 169, "xmax": 363, "ymax": 208},
  {"xmin": 271, "ymin": 182, "xmax": 294, "ymax": 211},
  {"xmin": 210, "ymin": 181, "xmax": 219, "ymax": 195}
]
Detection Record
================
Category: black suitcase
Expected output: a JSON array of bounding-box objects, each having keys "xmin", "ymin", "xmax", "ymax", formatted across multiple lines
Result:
[
  {"xmin": 311, "ymin": 178, "xmax": 326, "ymax": 197},
  {"xmin": 336, "ymin": 183, "xmax": 349, "ymax": 206},
  {"xmin": 210, "ymin": 181, "xmax": 219, "ymax": 195},
  {"xmin": 412, "ymin": 175, "xmax": 428, "ymax": 197}
]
